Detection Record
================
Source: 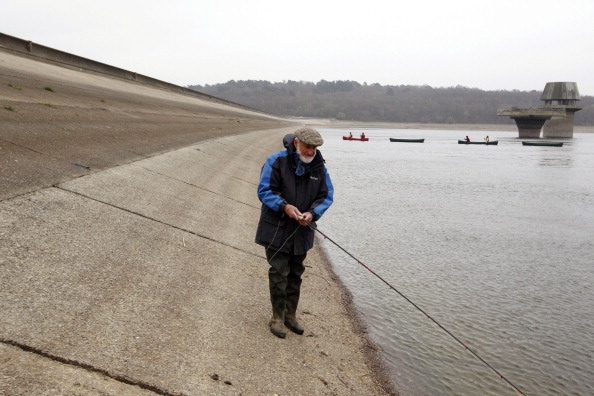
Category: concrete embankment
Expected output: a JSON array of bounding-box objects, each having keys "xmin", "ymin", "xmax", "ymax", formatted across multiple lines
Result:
[{"xmin": 1, "ymin": 48, "xmax": 394, "ymax": 395}]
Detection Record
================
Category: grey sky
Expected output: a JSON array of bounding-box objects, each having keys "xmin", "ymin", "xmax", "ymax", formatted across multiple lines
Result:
[{"xmin": 3, "ymin": 0, "xmax": 594, "ymax": 95}]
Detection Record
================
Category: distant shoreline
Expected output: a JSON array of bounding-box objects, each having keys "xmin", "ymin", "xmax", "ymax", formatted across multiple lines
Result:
[{"xmin": 288, "ymin": 118, "xmax": 594, "ymax": 133}]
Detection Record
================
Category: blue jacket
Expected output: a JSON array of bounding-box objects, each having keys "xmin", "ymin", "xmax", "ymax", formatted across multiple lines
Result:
[{"xmin": 255, "ymin": 134, "xmax": 334, "ymax": 254}]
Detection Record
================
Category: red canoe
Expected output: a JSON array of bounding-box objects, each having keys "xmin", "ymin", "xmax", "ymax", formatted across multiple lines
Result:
[{"xmin": 343, "ymin": 136, "xmax": 369, "ymax": 141}]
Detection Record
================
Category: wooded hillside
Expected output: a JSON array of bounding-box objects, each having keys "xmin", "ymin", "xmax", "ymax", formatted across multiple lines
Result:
[{"xmin": 188, "ymin": 80, "xmax": 594, "ymax": 125}]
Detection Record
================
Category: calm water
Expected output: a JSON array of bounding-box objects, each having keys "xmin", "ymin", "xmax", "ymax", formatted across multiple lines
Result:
[{"xmin": 316, "ymin": 128, "xmax": 594, "ymax": 396}]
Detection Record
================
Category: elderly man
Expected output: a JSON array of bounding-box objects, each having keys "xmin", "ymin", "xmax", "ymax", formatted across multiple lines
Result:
[{"xmin": 255, "ymin": 127, "xmax": 334, "ymax": 338}]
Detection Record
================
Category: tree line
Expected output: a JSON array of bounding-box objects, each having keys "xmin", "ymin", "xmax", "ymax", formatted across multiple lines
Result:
[{"xmin": 188, "ymin": 80, "xmax": 594, "ymax": 126}]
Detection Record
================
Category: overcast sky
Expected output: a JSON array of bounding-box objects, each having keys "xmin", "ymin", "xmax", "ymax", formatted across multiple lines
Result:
[{"xmin": 3, "ymin": 0, "xmax": 594, "ymax": 95}]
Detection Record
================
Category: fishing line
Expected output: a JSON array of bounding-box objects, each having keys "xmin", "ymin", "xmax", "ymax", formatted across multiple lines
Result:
[
  {"xmin": 300, "ymin": 217, "xmax": 526, "ymax": 395},
  {"xmin": 264, "ymin": 217, "xmax": 300, "ymax": 264}
]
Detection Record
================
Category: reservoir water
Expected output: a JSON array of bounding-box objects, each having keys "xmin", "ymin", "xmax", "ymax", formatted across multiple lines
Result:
[{"xmin": 316, "ymin": 128, "xmax": 594, "ymax": 396}]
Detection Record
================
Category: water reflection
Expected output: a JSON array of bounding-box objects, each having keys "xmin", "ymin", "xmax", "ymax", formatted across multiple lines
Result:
[{"xmin": 538, "ymin": 156, "xmax": 573, "ymax": 167}]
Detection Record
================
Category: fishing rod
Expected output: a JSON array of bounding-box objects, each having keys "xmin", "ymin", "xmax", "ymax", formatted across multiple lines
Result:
[{"xmin": 300, "ymin": 217, "xmax": 526, "ymax": 395}]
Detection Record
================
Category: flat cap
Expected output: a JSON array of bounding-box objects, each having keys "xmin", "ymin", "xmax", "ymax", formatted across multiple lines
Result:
[{"xmin": 294, "ymin": 127, "xmax": 324, "ymax": 146}]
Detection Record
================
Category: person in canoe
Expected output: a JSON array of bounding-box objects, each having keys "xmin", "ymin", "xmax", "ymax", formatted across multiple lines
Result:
[
  {"xmin": 360, "ymin": 132, "xmax": 366, "ymax": 139},
  {"xmin": 485, "ymin": 135, "xmax": 490, "ymax": 143},
  {"xmin": 349, "ymin": 132, "xmax": 353, "ymax": 138},
  {"xmin": 465, "ymin": 136, "xmax": 470, "ymax": 142}
]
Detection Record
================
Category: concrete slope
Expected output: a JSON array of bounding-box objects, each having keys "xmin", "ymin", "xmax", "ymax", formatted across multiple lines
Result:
[
  {"xmin": 1, "ymin": 49, "xmax": 393, "ymax": 395},
  {"xmin": 1, "ymin": 128, "xmax": 390, "ymax": 395},
  {"xmin": 1, "ymin": 48, "xmax": 292, "ymax": 201}
]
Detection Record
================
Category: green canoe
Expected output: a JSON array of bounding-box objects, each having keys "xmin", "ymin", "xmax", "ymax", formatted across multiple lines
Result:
[
  {"xmin": 458, "ymin": 140, "xmax": 498, "ymax": 145},
  {"xmin": 522, "ymin": 141, "xmax": 564, "ymax": 147},
  {"xmin": 389, "ymin": 138, "xmax": 425, "ymax": 143}
]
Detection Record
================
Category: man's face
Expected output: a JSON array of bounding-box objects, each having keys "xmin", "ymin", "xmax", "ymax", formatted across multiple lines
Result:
[{"xmin": 295, "ymin": 140, "xmax": 317, "ymax": 163}]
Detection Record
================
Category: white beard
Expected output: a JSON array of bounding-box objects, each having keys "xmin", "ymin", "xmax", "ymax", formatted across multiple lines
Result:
[{"xmin": 296, "ymin": 145, "xmax": 315, "ymax": 163}]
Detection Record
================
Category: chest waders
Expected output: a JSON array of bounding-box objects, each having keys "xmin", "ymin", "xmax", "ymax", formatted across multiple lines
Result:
[{"xmin": 266, "ymin": 235, "xmax": 306, "ymax": 338}]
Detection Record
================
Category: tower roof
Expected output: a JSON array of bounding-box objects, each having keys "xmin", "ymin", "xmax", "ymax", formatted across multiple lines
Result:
[{"xmin": 540, "ymin": 82, "xmax": 580, "ymax": 101}]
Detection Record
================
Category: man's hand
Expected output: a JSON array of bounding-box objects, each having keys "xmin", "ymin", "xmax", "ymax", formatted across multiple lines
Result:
[
  {"xmin": 298, "ymin": 211, "xmax": 313, "ymax": 226},
  {"xmin": 284, "ymin": 204, "xmax": 313, "ymax": 226}
]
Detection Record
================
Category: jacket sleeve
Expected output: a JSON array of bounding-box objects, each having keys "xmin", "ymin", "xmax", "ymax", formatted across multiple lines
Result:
[
  {"xmin": 257, "ymin": 152, "xmax": 286, "ymax": 212},
  {"xmin": 309, "ymin": 167, "xmax": 334, "ymax": 221}
]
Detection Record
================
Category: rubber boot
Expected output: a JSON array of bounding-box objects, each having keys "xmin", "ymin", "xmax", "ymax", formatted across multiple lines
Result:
[
  {"xmin": 284, "ymin": 294, "xmax": 304, "ymax": 335},
  {"xmin": 269, "ymin": 270, "xmax": 287, "ymax": 339},
  {"xmin": 284, "ymin": 255, "xmax": 305, "ymax": 335},
  {"xmin": 269, "ymin": 310, "xmax": 286, "ymax": 339}
]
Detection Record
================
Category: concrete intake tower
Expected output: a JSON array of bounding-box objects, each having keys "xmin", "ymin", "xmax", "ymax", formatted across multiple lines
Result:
[
  {"xmin": 497, "ymin": 82, "xmax": 581, "ymax": 138},
  {"xmin": 541, "ymin": 82, "xmax": 581, "ymax": 138}
]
